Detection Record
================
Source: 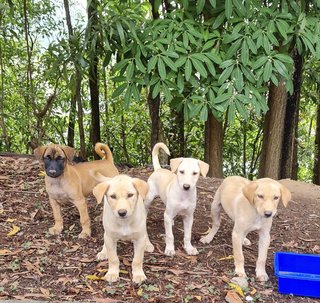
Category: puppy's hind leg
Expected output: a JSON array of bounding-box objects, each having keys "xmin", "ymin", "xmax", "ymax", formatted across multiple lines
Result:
[
  {"xmin": 74, "ymin": 197, "xmax": 91, "ymax": 238},
  {"xmin": 200, "ymin": 188, "xmax": 222, "ymax": 244}
]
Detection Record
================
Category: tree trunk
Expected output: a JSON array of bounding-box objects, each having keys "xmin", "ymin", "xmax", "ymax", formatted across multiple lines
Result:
[
  {"xmin": 313, "ymin": 102, "xmax": 320, "ymax": 185},
  {"xmin": 168, "ymin": 108, "xmax": 185, "ymax": 158},
  {"xmin": 64, "ymin": 0, "xmax": 85, "ymax": 157},
  {"xmin": 258, "ymin": 80, "xmax": 287, "ymax": 179},
  {"xmin": 204, "ymin": 112, "xmax": 224, "ymax": 178},
  {"xmin": 87, "ymin": 0, "xmax": 101, "ymax": 158},
  {"xmin": 147, "ymin": 91, "xmax": 161, "ymax": 149},
  {"xmin": 280, "ymin": 51, "xmax": 303, "ymax": 180}
]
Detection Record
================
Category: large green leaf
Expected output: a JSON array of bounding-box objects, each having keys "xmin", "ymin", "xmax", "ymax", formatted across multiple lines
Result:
[
  {"xmin": 191, "ymin": 57, "xmax": 208, "ymax": 78},
  {"xmin": 185, "ymin": 58, "xmax": 192, "ymax": 81},
  {"xmin": 157, "ymin": 57, "xmax": 167, "ymax": 80}
]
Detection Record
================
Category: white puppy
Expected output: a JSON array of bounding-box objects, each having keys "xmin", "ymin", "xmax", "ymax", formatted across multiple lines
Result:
[
  {"xmin": 93, "ymin": 175, "xmax": 152, "ymax": 283},
  {"xmin": 145, "ymin": 143, "xmax": 209, "ymax": 256},
  {"xmin": 200, "ymin": 176, "xmax": 291, "ymax": 281}
]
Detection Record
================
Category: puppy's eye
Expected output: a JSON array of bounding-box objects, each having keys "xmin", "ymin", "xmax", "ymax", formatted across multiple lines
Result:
[
  {"xmin": 274, "ymin": 196, "xmax": 279, "ymax": 200},
  {"xmin": 128, "ymin": 193, "xmax": 134, "ymax": 198},
  {"xmin": 44, "ymin": 155, "xmax": 51, "ymax": 160},
  {"xmin": 179, "ymin": 170, "xmax": 185, "ymax": 174},
  {"xmin": 56, "ymin": 156, "xmax": 64, "ymax": 161},
  {"xmin": 257, "ymin": 194, "xmax": 264, "ymax": 199},
  {"xmin": 192, "ymin": 172, "xmax": 198, "ymax": 176},
  {"xmin": 110, "ymin": 194, "xmax": 116, "ymax": 199}
]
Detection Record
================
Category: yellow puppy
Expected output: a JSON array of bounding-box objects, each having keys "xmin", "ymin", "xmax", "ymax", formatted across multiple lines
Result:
[
  {"xmin": 93, "ymin": 175, "xmax": 152, "ymax": 283},
  {"xmin": 201, "ymin": 176, "xmax": 291, "ymax": 281}
]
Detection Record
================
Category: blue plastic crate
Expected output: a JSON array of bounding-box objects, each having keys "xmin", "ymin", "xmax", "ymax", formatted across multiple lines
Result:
[{"xmin": 274, "ymin": 252, "xmax": 320, "ymax": 298}]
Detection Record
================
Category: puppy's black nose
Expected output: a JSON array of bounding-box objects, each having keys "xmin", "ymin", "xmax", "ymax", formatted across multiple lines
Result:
[
  {"xmin": 264, "ymin": 211, "xmax": 272, "ymax": 218},
  {"xmin": 48, "ymin": 169, "xmax": 57, "ymax": 177},
  {"xmin": 183, "ymin": 184, "xmax": 190, "ymax": 190},
  {"xmin": 118, "ymin": 209, "xmax": 127, "ymax": 217}
]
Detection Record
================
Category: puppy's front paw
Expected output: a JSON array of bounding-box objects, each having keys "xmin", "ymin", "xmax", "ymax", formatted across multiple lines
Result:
[
  {"xmin": 145, "ymin": 243, "xmax": 154, "ymax": 253},
  {"xmin": 200, "ymin": 235, "xmax": 213, "ymax": 244},
  {"xmin": 235, "ymin": 269, "xmax": 247, "ymax": 278},
  {"xmin": 164, "ymin": 246, "xmax": 175, "ymax": 256},
  {"xmin": 105, "ymin": 270, "xmax": 119, "ymax": 282},
  {"xmin": 78, "ymin": 230, "xmax": 91, "ymax": 239},
  {"xmin": 133, "ymin": 271, "xmax": 147, "ymax": 283},
  {"xmin": 256, "ymin": 272, "xmax": 269, "ymax": 282},
  {"xmin": 243, "ymin": 238, "xmax": 251, "ymax": 246},
  {"xmin": 185, "ymin": 246, "xmax": 199, "ymax": 255},
  {"xmin": 97, "ymin": 250, "xmax": 108, "ymax": 261},
  {"xmin": 49, "ymin": 226, "xmax": 63, "ymax": 235}
]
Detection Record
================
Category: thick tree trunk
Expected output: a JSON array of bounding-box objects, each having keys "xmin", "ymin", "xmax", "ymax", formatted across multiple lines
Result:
[
  {"xmin": 204, "ymin": 112, "xmax": 224, "ymax": 178},
  {"xmin": 258, "ymin": 80, "xmax": 287, "ymax": 179},
  {"xmin": 87, "ymin": 0, "xmax": 101, "ymax": 159},
  {"xmin": 313, "ymin": 102, "xmax": 320, "ymax": 185},
  {"xmin": 280, "ymin": 51, "xmax": 303, "ymax": 180}
]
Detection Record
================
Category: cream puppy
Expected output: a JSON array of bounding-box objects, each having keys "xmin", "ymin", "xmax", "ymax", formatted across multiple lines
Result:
[
  {"xmin": 200, "ymin": 176, "xmax": 291, "ymax": 281},
  {"xmin": 93, "ymin": 175, "xmax": 152, "ymax": 283},
  {"xmin": 145, "ymin": 143, "xmax": 209, "ymax": 256}
]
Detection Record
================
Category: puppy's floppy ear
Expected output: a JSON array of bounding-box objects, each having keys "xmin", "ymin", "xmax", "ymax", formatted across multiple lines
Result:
[
  {"xmin": 242, "ymin": 181, "xmax": 258, "ymax": 204},
  {"xmin": 61, "ymin": 146, "xmax": 75, "ymax": 162},
  {"xmin": 198, "ymin": 160, "xmax": 209, "ymax": 177},
  {"xmin": 34, "ymin": 146, "xmax": 47, "ymax": 160},
  {"xmin": 93, "ymin": 181, "xmax": 110, "ymax": 204},
  {"xmin": 132, "ymin": 178, "xmax": 149, "ymax": 200},
  {"xmin": 170, "ymin": 158, "xmax": 183, "ymax": 172},
  {"xmin": 280, "ymin": 184, "xmax": 291, "ymax": 207}
]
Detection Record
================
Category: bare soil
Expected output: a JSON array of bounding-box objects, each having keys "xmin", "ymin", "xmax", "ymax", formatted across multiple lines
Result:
[{"xmin": 0, "ymin": 155, "xmax": 319, "ymax": 302}]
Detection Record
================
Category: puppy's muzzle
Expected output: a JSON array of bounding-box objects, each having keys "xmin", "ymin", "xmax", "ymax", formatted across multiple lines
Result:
[
  {"xmin": 264, "ymin": 211, "xmax": 273, "ymax": 218},
  {"xmin": 118, "ymin": 209, "xmax": 127, "ymax": 218},
  {"xmin": 46, "ymin": 169, "xmax": 59, "ymax": 178},
  {"xmin": 183, "ymin": 184, "xmax": 190, "ymax": 190}
]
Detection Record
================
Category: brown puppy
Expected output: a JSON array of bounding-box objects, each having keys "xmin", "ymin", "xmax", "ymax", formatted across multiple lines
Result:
[{"xmin": 34, "ymin": 143, "xmax": 119, "ymax": 238}]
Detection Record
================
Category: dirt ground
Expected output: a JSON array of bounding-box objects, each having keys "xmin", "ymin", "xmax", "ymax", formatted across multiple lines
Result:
[{"xmin": 0, "ymin": 155, "xmax": 319, "ymax": 303}]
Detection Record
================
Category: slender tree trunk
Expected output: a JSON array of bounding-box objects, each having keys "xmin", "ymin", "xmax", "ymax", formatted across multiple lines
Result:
[
  {"xmin": 0, "ymin": 40, "xmax": 10, "ymax": 150},
  {"xmin": 258, "ymin": 80, "xmax": 287, "ymax": 179},
  {"xmin": 168, "ymin": 109, "xmax": 184, "ymax": 158},
  {"xmin": 313, "ymin": 101, "xmax": 320, "ymax": 185},
  {"xmin": 64, "ymin": 0, "xmax": 85, "ymax": 158},
  {"xmin": 204, "ymin": 112, "xmax": 224, "ymax": 178},
  {"xmin": 280, "ymin": 51, "xmax": 303, "ymax": 180},
  {"xmin": 147, "ymin": 91, "xmax": 161, "ymax": 148},
  {"xmin": 87, "ymin": 0, "xmax": 101, "ymax": 158}
]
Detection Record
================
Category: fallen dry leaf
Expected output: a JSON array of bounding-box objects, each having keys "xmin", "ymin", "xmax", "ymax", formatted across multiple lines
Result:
[
  {"xmin": 225, "ymin": 290, "xmax": 243, "ymax": 303},
  {"xmin": 7, "ymin": 225, "xmax": 20, "ymax": 236}
]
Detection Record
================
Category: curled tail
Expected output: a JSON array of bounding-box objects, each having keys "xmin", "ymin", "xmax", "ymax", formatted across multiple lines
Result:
[
  {"xmin": 152, "ymin": 142, "xmax": 170, "ymax": 171},
  {"xmin": 95, "ymin": 143, "xmax": 114, "ymax": 162}
]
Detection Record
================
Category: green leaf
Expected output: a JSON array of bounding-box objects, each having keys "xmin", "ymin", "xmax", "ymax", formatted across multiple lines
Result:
[
  {"xmin": 191, "ymin": 58, "xmax": 208, "ymax": 78},
  {"xmin": 235, "ymin": 99, "xmax": 248, "ymax": 120},
  {"xmin": 212, "ymin": 12, "xmax": 226, "ymax": 29},
  {"xmin": 162, "ymin": 82, "xmax": 172, "ymax": 101},
  {"xmin": 158, "ymin": 57, "xmax": 166, "ymax": 80},
  {"xmin": 113, "ymin": 59, "xmax": 129, "ymax": 72},
  {"xmin": 263, "ymin": 34, "xmax": 271, "ymax": 53},
  {"xmin": 199, "ymin": 105, "xmax": 208, "ymax": 121},
  {"xmin": 225, "ymin": 0, "xmax": 233, "ymax": 19},
  {"xmin": 276, "ymin": 19, "xmax": 289, "ymax": 40},
  {"xmin": 152, "ymin": 81, "xmax": 161, "ymax": 99},
  {"xmin": 252, "ymin": 56, "xmax": 268, "ymax": 70},
  {"xmin": 225, "ymin": 39, "xmax": 241, "ymax": 59},
  {"xmin": 241, "ymin": 40, "xmax": 249, "ymax": 65},
  {"xmin": 185, "ymin": 58, "xmax": 192, "ymax": 81},
  {"xmin": 206, "ymin": 60, "xmax": 216, "ymax": 77},
  {"xmin": 263, "ymin": 60, "xmax": 273, "ymax": 82},
  {"xmin": 183, "ymin": 31, "xmax": 189, "ymax": 49},
  {"xmin": 135, "ymin": 56, "xmax": 146, "ymax": 73},
  {"xmin": 233, "ymin": 0, "xmax": 246, "ymax": 16},
  {"xmin": 112, "ymin": 83, "xmax": 127, "ymax": 98},
  {"xmin": 162, "ymin": 56, "xmax": 177, "ymax": 71},
  {"xmin": 218, "ymin": 65, "xmax": 234, "ymax": 84},
  {"xmin": 176, "ymin": 56, "xmax": 187, "ymax": 67},
  {"xmin": 273, "ymin": 53, "xmax": 293, "ymax": 64},
  {"xmin": 202, "ymin": 40, "xmax": 215, "ymax": 51},
  {"xmin": 124, "ymin": 85, "xmax": 132, "ymax": 109},
  {"xmin": 196, "ymin": 0, "xmax": 205, "ymax": 14},
  {"xmin": 227, "ymin": 102, "xmax": 236, "ymax": 124},
  {"xmin": 220, "ymin": 59, "xmax": 235, "ymax": 69},
  {"xmin": 215, "ymin": 93, "xmax": 232, "ymax": 104},
  {"xmin": 246, "ymin": 37, "xmax": 257, "ymax": 54},
  {"xmin": 233, "ymin": 66, "xmax": 243, "ymax": 91},
  {"xmin": 116, "ymin": 21, "xmax": 125, "ymax": 45},
  {"xmin": 126, "ymin": 61, "xmax": 134, "ymax": 81},
  {"xmin": 273, "ymin": 59, "xmax": 288, "ymax": 78},
  {"xmin": 177, "ymin": 72, "xmax": 184, "ymax": 93},
  {"xmin": 131, "ymin": 84, "xmax": 140, "ymax": 101},
  {"xmin": 205, "ymin": 52, "xmax": 222, "ymax": 64},
  {"xmin": 209, "ymin": 0, "xmax": 216, "ymax": 8},
  {"xmin": 148, "ymin": 56, "xmax": 158, "ymax": 73}
]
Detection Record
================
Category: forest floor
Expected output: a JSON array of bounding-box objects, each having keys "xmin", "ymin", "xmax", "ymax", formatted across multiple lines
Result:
[{"xmin": 0, "ymin": 155, "xmax": 320, "ymax": 303}]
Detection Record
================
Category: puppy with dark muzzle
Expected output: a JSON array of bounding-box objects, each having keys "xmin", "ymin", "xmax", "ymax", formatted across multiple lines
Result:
[{"xmin": 34, "ymin": 143, "xmax": 119, "ymax": 238}]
